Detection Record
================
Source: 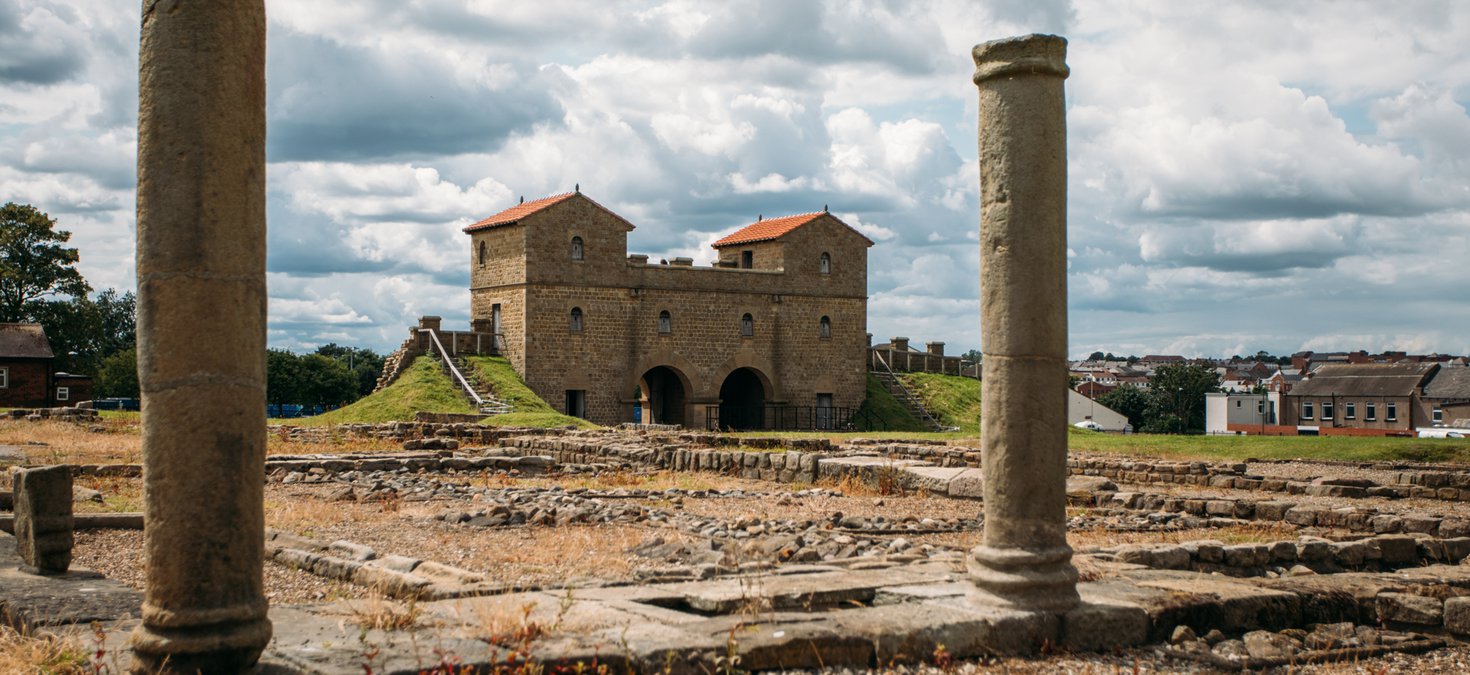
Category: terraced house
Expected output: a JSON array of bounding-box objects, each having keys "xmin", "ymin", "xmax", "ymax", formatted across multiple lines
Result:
[
  {"xmin": 1280, "ymin": 363, "xmax": 1448, "ymax": 436},
  {"xmin": 463, "ymin": 191, "xmax": 873, "ymax": 429}
]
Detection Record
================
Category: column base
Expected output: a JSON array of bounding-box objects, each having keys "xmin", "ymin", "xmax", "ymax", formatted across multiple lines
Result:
[
  {"xmin": 968, "ymin": 544, "xmax": 1081, "ymax": 613},
  {"xmin": 129, "ymin": 616, "xmax": 272, "ymax": 674}
]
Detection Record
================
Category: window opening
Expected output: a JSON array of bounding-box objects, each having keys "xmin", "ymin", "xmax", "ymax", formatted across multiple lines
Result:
[
  {"xmin": 571, "ymin": 236, "xmax": 584, "ymax": 261},
  {"xmin": 658, "ymin": 310, "xmax": 672, "ymax": 334},
  {"xmin": 740, "ymin": 313, "xmax": 753, "ymax": 337},
  {"xmin": 569, "ymin": 307, "xmax": 583, "ymax": 332},
  {"xmin": 820, "ymin": 252, "xmax": 831, "ymax": 275},
  {"xmin": 819, "ymin": 315, "xmax": 831, "ymax": 339}
]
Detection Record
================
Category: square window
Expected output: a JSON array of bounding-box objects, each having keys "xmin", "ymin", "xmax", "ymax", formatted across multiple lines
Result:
[
  {"xmin": 1434, "ymin": 408, "xmax": 1444, "ymax": 423},
  {"xmin": 56, "ymin": 387, "xmax": 68, "ymax": 401},
  {"xmin": 0, "ymin": 367, "xmax": 8, "ymax": 388},
  {"xmin": 1302, "ymin": 402, "xmax": 1314, "ymax": 420}
]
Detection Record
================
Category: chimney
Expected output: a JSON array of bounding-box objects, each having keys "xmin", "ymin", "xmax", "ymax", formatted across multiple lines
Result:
[
  {"xmin": 418, "ymin": 316, "xmax": 442, "ymax": 332},
  {"xmin": 891, "ymin": 336, "xmax": 910, "ymax": 351},
  {"xmin": 927, "ymin": 341, "xmax": 945, "ymax": 356}
]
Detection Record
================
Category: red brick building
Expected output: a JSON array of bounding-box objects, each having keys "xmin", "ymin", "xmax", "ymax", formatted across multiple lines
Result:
[{"xmin": 0, "ymin": 323, "xmax": 92, "ymax": 408}]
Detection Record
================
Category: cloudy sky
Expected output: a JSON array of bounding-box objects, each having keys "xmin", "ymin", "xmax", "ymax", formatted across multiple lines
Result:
[{"xmin": 4, "ymin": 0, "xmax": 1469, "ymax": 359}]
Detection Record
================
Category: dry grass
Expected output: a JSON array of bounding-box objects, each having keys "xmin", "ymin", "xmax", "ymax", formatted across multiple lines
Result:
[
  {"xmin": 0, "ymin": 625, "xmax": 89, "ymax": 674},
  {"xmin": 0, "ymin": 418, "xmax": 140, "ymax": 465},
  {"xmin": 349, "ymin": 593, "xmax": 425, "ymax": 631},
  {"xmin": 266, "ymin": 428, "xmax": 406, "ymax": 457},
  {"xmin": 73, "ymin": 475, "xmax": 143, "ymax": 513}
]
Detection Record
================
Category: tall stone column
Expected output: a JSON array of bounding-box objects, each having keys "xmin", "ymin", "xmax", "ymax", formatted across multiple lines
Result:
[
  {"xmin": 130, "ymin": 1, "xmax": 272, "ymax": 672},
  {"xmin": 968, "ymin": 34, "xmax": 1080, "ymax": 613}
]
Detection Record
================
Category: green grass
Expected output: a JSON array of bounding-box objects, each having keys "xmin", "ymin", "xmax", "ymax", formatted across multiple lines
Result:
[
  {"xmin": 1067, "ymin": 428, "xmax": 1470, "ymax": 463},
  {"xmin": 461, "ymin": 356, "xmax": 596, "ymax": 429},
  {"xmin": 854, "ymin": 373, "xmax": 928, "ymax": 432},
  {"xmin": 304, "ymin": 356, "xmax": 474, "ymax": 424},
  {"xmin": 900, "ymin": 372, "xmax": 981, "ymax": 432}
]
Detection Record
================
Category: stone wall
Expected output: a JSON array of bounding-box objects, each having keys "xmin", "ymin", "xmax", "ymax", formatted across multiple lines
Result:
[{"xmin": 468, "ymin": 194, "xmax": 870, "ymax": 427}]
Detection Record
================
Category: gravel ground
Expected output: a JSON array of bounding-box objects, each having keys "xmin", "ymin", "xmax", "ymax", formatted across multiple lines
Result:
[
  {"xmin": 1108, "ymin": 478, "xmax": 1470, "ymax": 517},
  {"xmin": 1246, "ymin": 460, "xmax": 1467, "ymax": 485}
]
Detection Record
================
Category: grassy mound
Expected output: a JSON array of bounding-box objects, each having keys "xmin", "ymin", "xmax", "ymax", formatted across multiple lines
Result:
[
  {"xmin": 901, "ymin": 372, "xmax": 981, "ymax": 432},
  {"xmin": 462, "ymin": 356, "xmax": 596, "ymax": 429},
  {"xmin": 307, "ymin": 356, "xmax": 473, "ymax": 424},
  {"xmin": 854, "ymin": 374, "xmax": 928, "ymax": 432}
]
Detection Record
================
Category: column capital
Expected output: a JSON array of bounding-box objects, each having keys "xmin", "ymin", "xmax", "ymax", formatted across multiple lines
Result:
[{"xmin": 972, "ymin": 34, "xmax": 1069, "ymax": 84}]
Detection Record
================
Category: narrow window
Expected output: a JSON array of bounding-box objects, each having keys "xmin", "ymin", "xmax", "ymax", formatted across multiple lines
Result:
[
  {"xmin": 740, "ymin": 313, "xmax": 754, "ymax": 337},
  {"xmin": 1302, "ymin": 402, "xmax": 1314, "ymax": 420},
  {"xmin": 658, "ymin": 310, "xmax": 672, "ymax": 334},
  {"xmin": 56, "ymin": 386, "xmax": 69, "ymax": 402},
  {"xmin": 1235, "ymin": 400, "xmax": 1241, "ymax": 408},
  {"xmin": 477, "ymin": 241, "xmax": 487, "ymax": 266},
  {"xmin": 1257, "ymin": 401, "xmax": 1265, "ymax": 414},
  {"xmin": 1366, "ymin": 402, "xmax": 1377, "ymax": 421},
  {"xmin": 569, "ymin": 307, "xmax": 583, "ymax": 332},
  {"xmin": 740, "ymin": 250, "xmax": 753, "ymax": 268},
  {"xmin": 0, "ymin": 367, "xmax": 8, "ymax": 388},
  {"xmin": 1387, "ymin": 402, "xmax": 1398, "ymax": 422},
  {"xmin": 1322, "ymin": 401, "xmax": 1334, "ymax": 420},
  {"xmin": 819, "ymin": 315, "xmax": 831, "ymax": 339},
  {"xmin": 819, "ymin": 252, "xmax": 831, "ymax": 275},
  {"xmin": 1345, "ymin": 402, "xmax": 1356, "ymax": 419},
  {"xmin": 571, "ymin": 236, "xmax": 584, "ymax": 261},
  {"xmin": 1434, "ymin": 408, "xmax": 1444, "ymax": 424}
]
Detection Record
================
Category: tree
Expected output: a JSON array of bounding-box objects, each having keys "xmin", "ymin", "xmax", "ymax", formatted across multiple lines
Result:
[
  {"xmin": 265, "ymin": 349, "xmax": 301, "ymax": 405},
  {"xmin": 1096, "ymin": 385, "xmax": 1148, "ymax": 430},
  {"xmin": 94, "ymin": 346, "xmax": 140, "ymax": 398},
  {"xmin": 959, "ymin": 348, "xmax": 982, "ymax": 364},
  {"xmin": 0, "ymin": 203, "xmax": 90, "ymax": 321},
  {"xmin": 314, "ymin": 343, "xmax": 385, "ymax": 397},
  {"xmin": 1087, "ymin": 351, "xmax": 1105, "ymax": 361},
  {"xmin": 1142, "ymin": 363, "xmax": 1221, "ymax": 434},
  {"xmin": 27, "ymin": 289, "xmax": 135, "ymax": 374},
  {"xmin": 295, "ymin": 354, "xmax": 358, "ymax": 408}
]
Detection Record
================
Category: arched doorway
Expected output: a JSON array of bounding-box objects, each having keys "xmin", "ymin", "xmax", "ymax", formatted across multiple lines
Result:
[
  {"xmin": 639, "ymin": 366, "xmax": 687, "ymax": 426},
  {"xmin": 719, "ymin": 367, "xmax": 768, "ymax": 430}
]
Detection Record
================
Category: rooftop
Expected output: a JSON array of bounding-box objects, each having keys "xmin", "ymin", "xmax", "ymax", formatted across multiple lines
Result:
[
  {"xmin": 0, "ymin": 323, "xmax": 54, "ymax": 359},
  {"xmin": 1291, "ymin": 363, "xmax": 1438, "ymax": 398}
]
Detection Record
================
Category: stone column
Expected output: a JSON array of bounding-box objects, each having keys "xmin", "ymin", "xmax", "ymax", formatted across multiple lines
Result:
[
  {"xmin": 968, "ymin": 34, "xmax": 1080, "ymax": 612},
  {"xmin": 14, "ymin": 465, "xmax": 73, "ymax": 575},
  {"xmin": 130, "ymin": 2, "xmax": 272, "ymax": 672}
]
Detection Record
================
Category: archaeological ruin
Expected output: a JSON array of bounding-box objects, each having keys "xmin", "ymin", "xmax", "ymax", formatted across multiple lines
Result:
[{"xmin": 7, "ymin": 7, "xmax": 1470, "ymax": 675}]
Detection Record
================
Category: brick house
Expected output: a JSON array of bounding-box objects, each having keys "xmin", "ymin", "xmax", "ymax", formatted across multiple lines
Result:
[
  {"xmin": 465, "ymin": 191, "xmax": 872, "ymax": 429},
  {"xmin": 1419, "ymin": 366, "xmax": 1470, "ymax": 428},
  {"xmin": 0, "ymin": 323, "xmax": 91, "ymax": 408},
  {"xmin": 1281, "ymin": 363, "xmax": 1438, "ymax": 436}
]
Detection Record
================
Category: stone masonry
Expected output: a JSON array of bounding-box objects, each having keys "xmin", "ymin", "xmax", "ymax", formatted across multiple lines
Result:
[
  {"xmin": 13, "ymin": 465, "xmax": 72, "ymax": 575},
  {"xmin": 466, "ymin": 193, "xmax": 873, "ymax": 427}
]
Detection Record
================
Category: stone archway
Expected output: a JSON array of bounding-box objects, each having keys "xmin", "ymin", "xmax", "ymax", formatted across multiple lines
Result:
[
  {"xmin": 718, "ymin": 367, "xmax": 769, "ymax": 430},
  {"xmin": 639, "ymin": 366, "xmax": 689, "ymax": 426}
]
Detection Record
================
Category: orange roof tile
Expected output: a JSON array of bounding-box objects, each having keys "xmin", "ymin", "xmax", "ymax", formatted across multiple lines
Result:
[
  {"xmin": 463, "ymin": 193, "xmax": 575, "ymax": 233},
  {"xmin": 711, "ymin": 211, "xmax": 874, "ymax": 248},
  {"xmin": 711, "ymin": 212, "xmax": 824, "ymax": 248}
]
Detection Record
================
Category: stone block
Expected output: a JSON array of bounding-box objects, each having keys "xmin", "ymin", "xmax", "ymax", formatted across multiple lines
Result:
[
  {"xmin": 1369, "ymin": 535, "xmax": 1418, "ymax": 566},
  {"xmin": 948, "ymin": 469, "xmax": 984, "ymax": 499},
  {"xmin": 1444, "ymin": 597, "xmax": 1470, "ymax": 635},
  {"xmin": 13, "ymin": 465, "xmax": 73, "ymax": 575},
  {"xmin": 1255, "ymin": 501, "xmax": 1295, "ymax": 521},
  {"xmin": 1377, "ymin": 592, "xmax": 1442, "ymax": 625},
  {"xmin": 1061, "ymin": 600, "xmax": 1149, "ymax": 651}
]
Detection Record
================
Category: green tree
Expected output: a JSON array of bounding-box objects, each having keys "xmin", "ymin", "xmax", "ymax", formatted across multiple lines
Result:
[
  {"xmin": 27, "ymin": 289, "xmax": 135, "ymax": 374},
  {"xmin": 265, "ymin": 349, "xmax": 301, "ymax": 405},
  {"xmin": 1142, "ymin": 363, "xmax": 1221, "ymax": 434},
  {"xmin": 94, "ymin": 345, "xmax": 140, "ymax": 398},
  {"xmin": 1087, "ymin": 351, "xmax": 1105, "ymax": 361},
  {"xmin": 314, "ymin": 343, "xmax": 384, "ymax": 397},
  {"xmin": 1096, "ymin": 385, "xmax": 1148, "ymax": 430},
  {"xmin": 0, "ymin": 203, "xmax": 90, "ymax": 321},
  {"xmin": 295, "ymin": 354, "xmax": 358, "ymax": 408}
]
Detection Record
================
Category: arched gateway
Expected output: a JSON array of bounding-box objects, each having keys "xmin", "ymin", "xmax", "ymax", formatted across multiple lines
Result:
[
  {"xmin": 718, "ymin": 367, "xmax": 769, "ymax": 430},
  {"xmin": 638, "ymin": 366, "xmax": 688, "ymax": 426}
]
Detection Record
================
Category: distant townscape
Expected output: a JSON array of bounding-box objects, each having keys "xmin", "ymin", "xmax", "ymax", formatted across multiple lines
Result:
[{"xmin": 1064, "ymin": 350, "xmax": 1470, "ymax": 437}]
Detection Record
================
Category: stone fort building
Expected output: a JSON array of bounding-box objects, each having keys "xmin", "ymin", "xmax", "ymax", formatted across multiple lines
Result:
[{"xmin": 464, "ymin": 191, "xmax": 873, "ymax": 429}]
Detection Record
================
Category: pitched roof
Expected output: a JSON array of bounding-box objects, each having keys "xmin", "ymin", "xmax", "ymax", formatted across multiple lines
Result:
[
  {"xmin": 0, "ymin": 323, "xmax": 53, "ymax": 359},
  {"xmin": 711, "ymin": 211, "xmax": 874, "ymax": 248},
  {"xmin": 1424, "ymin": 366, "xmax": 1470, "ymax": 399},
  {"xmin": 462, "ymin": 192, "xmax": 635, "ymax": 233},
  {"xmin": 1291, "ymin": 363, "xmax": 1437, "ymax": 398}
]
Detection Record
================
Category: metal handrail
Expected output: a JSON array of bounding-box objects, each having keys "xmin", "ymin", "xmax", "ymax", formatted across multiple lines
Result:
[
  {"xmin": 872, "ymin": 351, "xmax": 947, "ymax": 432},
  {"xmin": 419, "ymin": 329, "xmax": 484, "ymax": 408}
]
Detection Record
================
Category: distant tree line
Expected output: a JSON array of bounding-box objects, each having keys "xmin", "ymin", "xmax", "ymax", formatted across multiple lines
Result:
[{"xmin": 2, "ymin": 202, "xmax": 384, "ymax": 407}]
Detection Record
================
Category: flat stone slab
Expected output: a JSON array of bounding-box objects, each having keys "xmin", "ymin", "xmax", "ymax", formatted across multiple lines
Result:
[{"xmin": 897, "ymin": 466, "xmax": 967, "ymax": 495}]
